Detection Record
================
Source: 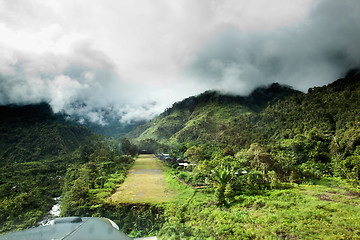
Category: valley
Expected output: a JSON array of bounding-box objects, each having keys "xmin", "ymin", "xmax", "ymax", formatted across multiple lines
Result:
[
  {"xmin": 1, "ymin": 74, "xmax": 360, "ymax": 239},
  {"xmin": 1, "ymin": 1, "xmax": 360, "ymax": 239}
]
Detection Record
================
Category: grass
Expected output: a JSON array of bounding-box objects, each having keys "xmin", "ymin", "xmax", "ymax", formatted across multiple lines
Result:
[
  {"xmin": 157, "ymin": 177, "xmax": 360, "ymax": 239},
  {"xmin": 110, "ymin": 154, "xmax": 178, "ymax": 203},
  {"xmin": 239, "ymin": 178, "xmax": 360, "ymax": 239},
  {"xmin": 108, "ymin": 159, "xmax": 360, "ymax": 239}
]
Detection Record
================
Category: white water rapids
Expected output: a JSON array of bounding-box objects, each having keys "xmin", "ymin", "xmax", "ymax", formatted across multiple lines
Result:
[{"xmin": 39, "ymin": 196, "xmax": 61, "ymax": 226}]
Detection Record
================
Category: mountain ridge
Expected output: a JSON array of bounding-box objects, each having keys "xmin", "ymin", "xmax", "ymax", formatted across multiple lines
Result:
[
  {"xmin": 126, "ymin": 82, "xmax": 301, "ymax": 145},
  {"xmin": 162, "ymin": 82, "xmax": 301, "ymax": 116}
]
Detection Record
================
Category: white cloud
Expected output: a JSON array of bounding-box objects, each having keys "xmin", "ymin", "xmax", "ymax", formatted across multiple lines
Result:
[
  {"xmin": 0, "ymin": 0, "xmax": 359, "ymax": 123},
  {"xmin": 49, "ymin": 75, "xmax": 85, "ymax": 112}
]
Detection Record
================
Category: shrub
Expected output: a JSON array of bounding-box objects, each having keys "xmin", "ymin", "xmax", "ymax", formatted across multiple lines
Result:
[
  {"xmin": 246, "ymin": 170, "xmax": 265, "ymax": 190},
  {"xmin": 177, "ymin": 171, "xmax": 191, "ymax": 183}
]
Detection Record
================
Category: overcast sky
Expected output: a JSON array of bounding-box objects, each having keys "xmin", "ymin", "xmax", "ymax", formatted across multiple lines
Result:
[{"xmin": 0, "ymin": 0, "xmax": 359, "ymax": 124}]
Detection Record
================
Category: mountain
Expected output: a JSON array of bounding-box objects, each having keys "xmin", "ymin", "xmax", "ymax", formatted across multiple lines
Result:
[
  {"xmin": 257, "ymin": 75, "xmax": 360, "ymax": 140},
  {"xmin": 0, "ymin": 103, "xmax": 93, "ymax": 164},
  {"xmin": 128, "ymin": 73, "xmax": 360, "ymax": 186},
  {"xmin": 126, "ymin": 83, "xmax": 301, "ymax": 145},
  {"xmin": 0, "ymin": 102, "xmax": 98, "ymax": 232}
]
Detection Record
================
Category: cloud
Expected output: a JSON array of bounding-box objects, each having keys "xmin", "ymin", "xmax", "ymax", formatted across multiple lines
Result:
[
  {"xmin": 183, "ymin": 0, "xmax": 360, "ymax": 95},
  {"xmin": 0, "ymin": 0, "xmax": 359, "ymax": 124}
]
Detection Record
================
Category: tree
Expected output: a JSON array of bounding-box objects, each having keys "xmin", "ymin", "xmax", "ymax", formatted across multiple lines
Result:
[
  {"xmin": 120, "ymin": 137, "xmax": 138, "ymax": 156},
  {"xmin": 212, "ymin": 168, "xmax": 232, "ymax": 205},
  {"xmin": 184, "ymin": 146, "xmax": 204, "ymax": 164},
  {"xmin": 247, "ymin": 143, "xmax": 271, "ymax": 174}
]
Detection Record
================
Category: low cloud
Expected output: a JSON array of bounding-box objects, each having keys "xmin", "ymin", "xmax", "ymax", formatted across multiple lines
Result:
[
  {"xmin": 183, "ymin": 0, "xmax": 360, "ymax": 95},
  {"xmin": 0, "ymin": 0, "xmax": 359, "ymax": 124}
]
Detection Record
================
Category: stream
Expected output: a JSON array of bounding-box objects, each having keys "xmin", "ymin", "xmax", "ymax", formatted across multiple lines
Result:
[{"xmin": 38, "ymin": 196, "xmax": 61, "ymax": 226}]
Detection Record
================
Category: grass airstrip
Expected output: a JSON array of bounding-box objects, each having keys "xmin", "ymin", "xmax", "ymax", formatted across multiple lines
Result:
[
  {"xmin": 110, "ymin": 154, "xmax": 177, "ymax": 203},
  {"xmin": 109, "ymin": 155, "xmax": 360, "ymax": 239}
]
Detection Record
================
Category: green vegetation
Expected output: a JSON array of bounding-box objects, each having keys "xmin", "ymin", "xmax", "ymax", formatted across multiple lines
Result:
[
  {"xmin": 128, "ymin": 92, "xmax": 254, "ymax": 144},
  {"xmin": 212, "ymin": 168, "xmax": 232, "ymax": 205},
  {"xmin": 60, "ymin": 140, "xmax": 134, "ymax": 216},
  {"xmin": 2, "ymin": 74, "xmax": 360, "ymax": 239},
  {"xmin": 0, "ymin": 103, "xmax": 93, "ymax": 233},
  {"xmin": 111, "ymin": 164, "xmax": 360, "ymax": 239},
  {"xmin": 120, "ymin": 137, "xmax": 139, "ymax": 156},
  {"xmin": 0, "ymin": 104, "xmax": 133, "ymax": 234},
  {"xmin": 121, "ymin": 74, "xmax": 360, "ymax": 238},
  {"xmin": 128, "ymin": 84, "xmax": 299, "ymax": 145},
  {"xmin": 158, "ymin": 177, "xmax": 360, "ymax": 239}
]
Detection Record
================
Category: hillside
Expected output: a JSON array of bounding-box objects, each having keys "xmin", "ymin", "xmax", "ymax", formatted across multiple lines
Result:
[
  {"xmin": 127, "ymin": 83, "xmax": 300, "ymax": 145},
  {"xmin": 127, "ymin": 73, "xmax": 360, "ymax": 184},
  {"xmin": 0, "ymin": 102, "xmax": 144, "ymax": 235},
  {"xmin": 219, "ymin": 74, "xmax": 360, "ymax": 151},
  {"xmin": 0, "ymin": 103, "xmax": 94, "ymax": 232},
  {"xmin": 258, "ymin": 74, "xmax": 360, "ymax": 140},
  {"xmin": 128, "ymin": 75, "xmax": 360, "ymax": 150},
  {"xmin": 0, "ymin": 103, "xmax": 92, "ymax": 164}
]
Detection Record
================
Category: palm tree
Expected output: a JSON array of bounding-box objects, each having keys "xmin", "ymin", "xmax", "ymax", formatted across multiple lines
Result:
[{"xmin": 212, "ymin": 168, "xmax": 232, "ymax": 205}]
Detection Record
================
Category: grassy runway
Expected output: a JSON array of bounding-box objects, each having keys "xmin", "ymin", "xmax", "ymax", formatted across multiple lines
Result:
[{"xmin": 110, "ymin": 154, "xmax": 177, "ymax": 203}]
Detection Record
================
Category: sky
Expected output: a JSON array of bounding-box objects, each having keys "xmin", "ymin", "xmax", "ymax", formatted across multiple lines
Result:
[{"xmin": 0, "ymin": 0, "xmax": 359, "ymax": 124}]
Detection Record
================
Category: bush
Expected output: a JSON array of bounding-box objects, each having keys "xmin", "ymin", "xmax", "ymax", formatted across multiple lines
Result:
[
  {"xmin": 246, "ymin": 170, "xmax": 265, "ymax": 190},
  {"xmin": 177, "ymin": 171, "xmax": 191, "ymax": 183},
  {"xmin": 104, "ymin": 181, "xmax": 116, "ymax": 190}
]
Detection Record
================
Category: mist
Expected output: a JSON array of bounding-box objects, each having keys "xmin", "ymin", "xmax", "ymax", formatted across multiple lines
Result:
[{"xmin": 0, "ymin": 0, "xmax": 359, "ymax": 124}]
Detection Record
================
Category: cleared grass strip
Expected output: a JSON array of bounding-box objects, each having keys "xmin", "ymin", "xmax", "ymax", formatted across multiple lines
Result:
[{"xmin": 110, "ymin": 154, "xmax": 177, "ymax": 203}]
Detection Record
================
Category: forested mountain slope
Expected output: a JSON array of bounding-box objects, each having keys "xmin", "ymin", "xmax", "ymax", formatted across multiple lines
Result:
[
  {"xmin": 127, "ymin": 83, "xmax": 300, "ymax": 145},
  {"xmin": 0, "ymin": 102, "xmax": 142, "ymax": 234},
  {"xmin": 0, "ymin": 103, "xmax": 92, "ymax": 164},
  {"xmin": 219, "ymin": 74, "xmax": 360, "ymax": 149},
  {"xmin": 0, "ymin": 103, "xmax": 93, "ymax": 232},
  {"xmin": 258, "ymin": 74, "xmax": 360, "ymax": 140}
]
